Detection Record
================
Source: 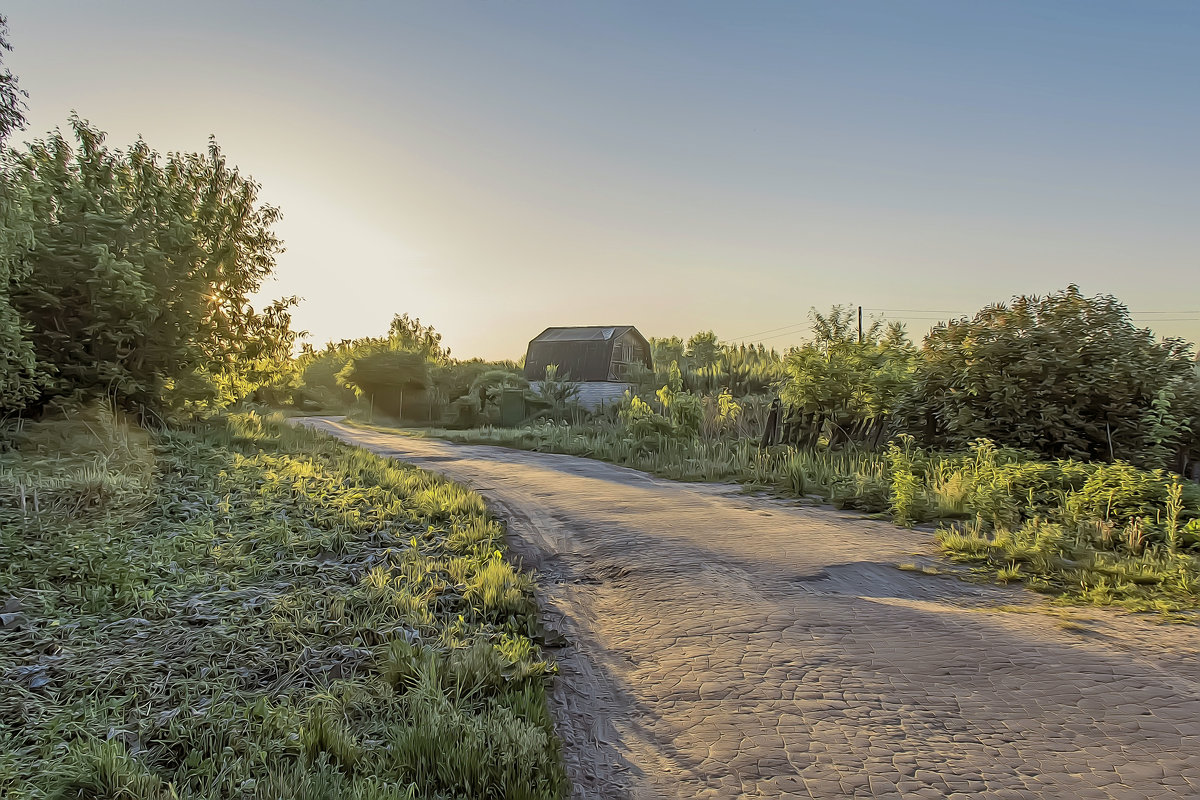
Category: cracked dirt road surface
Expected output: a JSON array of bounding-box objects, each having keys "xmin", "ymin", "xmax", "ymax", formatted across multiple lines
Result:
[{"xmin": 299, "ymin": 418, "xmax": 1200, "ymax": 799}]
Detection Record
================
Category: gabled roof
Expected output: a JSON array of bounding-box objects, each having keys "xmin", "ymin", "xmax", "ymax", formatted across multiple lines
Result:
[{"xmin": 531, "ymin": 325, "xmax": 639, "ymax": 343}]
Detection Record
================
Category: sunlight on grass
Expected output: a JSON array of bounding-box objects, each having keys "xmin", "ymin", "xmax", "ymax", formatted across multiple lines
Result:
[{"xmin": 0, "ymin": 411, "xmax": 565, "ymax": 799}]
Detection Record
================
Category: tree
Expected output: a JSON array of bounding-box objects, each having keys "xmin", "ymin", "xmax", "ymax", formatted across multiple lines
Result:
[
  {"xmin": 337, "ymin": 349, "xmax": 430, "ymax": 418},
  {"xmin": 685, "ymin": 330, "xmax": 721, "ymax": 369},
  {"xmin": 650, "ymin": 336, "xmax": 685, "ymax": 370},
  {"xmin": 0, "ymin": 15, "xmax": 35, "ymax": 411},
  {"xmin": 780, "ymin": 306, "xmax": 915, "ymax": 445},
  {"xmin": 388, "ymin": 313, "xmax": 449, "ymax": 361},
  {"xmin": 2, "ymin": 118, "xmax": 293, "ymax": 416},
  {"xmin": 0, "ymin": 15, "xmax": 27, "ymax": 145},
  {"xmin": 897, "ymin": 286, "xmax": 1200, "ymax": 469}
]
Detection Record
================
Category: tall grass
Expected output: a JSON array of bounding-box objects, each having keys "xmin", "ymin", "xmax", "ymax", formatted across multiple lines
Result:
[{"xmin": 0, "ymin": 409, "xmax": 565, "ymax": 799}]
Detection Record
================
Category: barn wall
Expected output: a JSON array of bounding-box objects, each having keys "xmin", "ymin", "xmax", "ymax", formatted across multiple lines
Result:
[{"xmin": 610, "ymin": 331, "xmax": 652, "ymax": 378}]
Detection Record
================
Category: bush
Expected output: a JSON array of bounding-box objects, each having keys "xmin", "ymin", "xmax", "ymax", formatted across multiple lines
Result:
[{"xmin": 897, "ymin": 286, "xmax": 1200, "ymax": 470}]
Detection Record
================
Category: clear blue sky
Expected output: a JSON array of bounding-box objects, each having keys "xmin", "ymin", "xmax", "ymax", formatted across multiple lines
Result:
[{"xmin": 6, "ymin": 1, "xmax": 1199, "ymax": 358}]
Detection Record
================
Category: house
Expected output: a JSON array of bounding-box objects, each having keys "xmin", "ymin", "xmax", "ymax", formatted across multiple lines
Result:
[{"xmin": 523, "ymin": 325, "xmax": 653, "ymax": 408}]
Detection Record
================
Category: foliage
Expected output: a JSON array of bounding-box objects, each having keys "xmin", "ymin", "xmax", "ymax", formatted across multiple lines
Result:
[
  {"xmin": 617, "ymin": 393, "xmax": 673, "ymax": 441},
  {"xmin": 0, "ymin": 15, "xmax": 26, "ymax": 145},
  {"xmin": 640, "ymin": 337, "xmax": 784, "ymax": 397},
  {"xmin": 685, "ymin": 330, "xmax": 721, "ymax": 369},
  {"xmin": 469, "ymin": 370, "xmax": 529, "ymax": 413},
  {"xmin": 716, "ymin": 389, "xmax": 741, "ymax": 423},
  {"xmin": 388, "ymin": 313, "xmax": 449, "ymax": 362},
  {"xmin": 292, "ymin": 316, "xmax": 517, "ymax": 421},
  {"xmin": 897, "ymin": 286, "xmax": 1200, "ymax": 470},
  {"xmin": 779, "ymin": 306, "xmax": 916, "ymax": 446},
  {"xmin": 536, "ymin": 365, "xmax": 581, "ymax": 408},
  {"xmin": 431, "ymin": 360, "xmax": 519, "ymax": 405},
  {"xmin": 294, "ymin": 340, "xmax": 363, "ymax": 412},
  {"xmin": 338, "ymin": 349, "xmax": 431, "ymax": 418},
  {"xmin": 0, "ymin": 169, "xmax": 37, "ymax": 411},
  {"xmin": 530, "ymin": 365, "xmax": 583, "ymax": 424},
  {"xmin": 0, "ymin": 411, "xmax": 565, "ymax": 798},
  {"xmin": 1, "ymin": 118, "xmax": 295, "ymax": 417},
  {"xmin": 687, "ymin": 342, "xmax": 786, "ymax": 396},
  {"xmin": 648, "ymin": 336, "xmax": 685, "ymax": 371}
]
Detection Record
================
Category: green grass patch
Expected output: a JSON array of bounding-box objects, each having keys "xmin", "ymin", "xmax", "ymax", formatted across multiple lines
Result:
[{"xmin": 0, "ymin": 408, "xmax": 565, "ymax": 799}]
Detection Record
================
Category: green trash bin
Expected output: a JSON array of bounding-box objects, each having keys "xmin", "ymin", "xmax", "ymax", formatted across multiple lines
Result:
[{"xmin": 498, "ymin": 388, "xmax": 526, "ymax": 427}]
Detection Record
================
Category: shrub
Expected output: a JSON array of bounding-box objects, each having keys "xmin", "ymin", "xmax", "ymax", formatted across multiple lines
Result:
[{"xmin": 897, "ymin": 286, "xmax": 1200, "ymax": 470}]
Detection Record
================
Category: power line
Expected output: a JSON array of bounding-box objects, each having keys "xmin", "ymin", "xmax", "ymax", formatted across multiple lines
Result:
[
  {"xmin": 864, "ymin": 308, "xmax": 964, "ymax": 314},
  {"xmin": 755, "ymin": 329, "xmax": 808, "ymax": 343},
  {"xmin": 729, "ymin": 321, "xmax": 809, "ymax": 341}
]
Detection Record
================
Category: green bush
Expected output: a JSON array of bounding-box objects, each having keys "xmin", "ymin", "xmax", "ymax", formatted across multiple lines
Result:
[{"xmin": 897, "ymin": 286, "xmax": 1200, "ymax": 470}]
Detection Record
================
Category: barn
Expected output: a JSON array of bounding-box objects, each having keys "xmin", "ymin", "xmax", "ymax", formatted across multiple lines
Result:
[{"xmin": 523, "ymin": 325, "xmax": 653, "ymax": 408}]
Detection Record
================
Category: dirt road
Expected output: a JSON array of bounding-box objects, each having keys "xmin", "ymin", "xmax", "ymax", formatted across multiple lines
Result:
[{"xmin": 300, "ymin": 418, "xmax": 1200, "ymax": 799}]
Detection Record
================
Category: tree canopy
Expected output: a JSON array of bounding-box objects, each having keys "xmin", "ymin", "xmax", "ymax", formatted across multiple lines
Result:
[
  {"xmin": 1, "ymin": 118, "xmax": 295, "ymax": 417},
  {"xmin": 896, "ymin": 286, "xmax": 1199, "ymax": 468}
]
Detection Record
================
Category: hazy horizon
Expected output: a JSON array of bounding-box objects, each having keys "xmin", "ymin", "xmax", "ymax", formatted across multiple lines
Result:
[{"xmin": 6, "ymin": 1, "xmax": 1198, "ymax": 359}]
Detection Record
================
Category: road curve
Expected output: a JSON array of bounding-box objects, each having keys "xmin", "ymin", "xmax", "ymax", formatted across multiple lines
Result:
[{"xmin": 299, "ymin": 417, "xmax": 1200, "ymax": 800}]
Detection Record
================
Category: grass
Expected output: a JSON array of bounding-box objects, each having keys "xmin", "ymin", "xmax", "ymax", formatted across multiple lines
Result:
[
  {"xmin": 0, "ymin": 406, "xmax": 566, "ymax": 799},
  {"xmin": 937, "ymin": 519, "xmax": 1200, "ymax": 612},
  {"xmin": 357, "ymin": 417, "xmax": 1200, "ymax": 613}
]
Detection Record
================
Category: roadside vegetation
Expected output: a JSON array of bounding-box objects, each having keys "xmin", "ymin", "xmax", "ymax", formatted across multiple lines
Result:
[
  {"xmin": 329, "ymin": 291, "xmax": 1200, "ymax": 612},
  {"xmin": 0, "ymin": 409, "xmax": 565, "ymax": 799}
]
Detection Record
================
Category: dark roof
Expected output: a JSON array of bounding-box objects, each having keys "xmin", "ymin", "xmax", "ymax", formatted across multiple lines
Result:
[
  {"xmin": 530, "ymin": 326, "xmax": 638, "ymax": 344},
  {"xmin": 523, "ymin": 325, "xmax": 651, "ymax": 381}
]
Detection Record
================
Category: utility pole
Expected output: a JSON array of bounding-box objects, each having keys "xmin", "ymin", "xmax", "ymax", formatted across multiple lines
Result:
[{"xmin": 858, "ymin": 306, "xmax": 863, "ymax": 344}]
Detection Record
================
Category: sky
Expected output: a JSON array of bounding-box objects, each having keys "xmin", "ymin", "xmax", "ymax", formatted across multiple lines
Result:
[{"xmin": 5, "ymin": 1, "xmax": 1199, "ymax": 359}]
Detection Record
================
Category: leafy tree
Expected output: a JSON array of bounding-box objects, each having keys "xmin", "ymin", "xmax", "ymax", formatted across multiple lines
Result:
[
  {"xmin": 780, "ymin": 306, "xmax": 916, "ymax": 445},
  {"xmin": 0, "ymin": 16, "xmax": 35, "ymax": 411},
  {"xmin": 0, "ymin": 161, "xmax": 37, "ymax": 411},
  {"xmin": 294, "ymin": 317, "xmax": 491, "ymax": 416},
  {"xmin": 2, "ymin": 118, "xmax": 294, "ymax": 416},
  {"xmin": 388, "ymin": 313, "xmax": 449, "ymax": 361},
  {"xmin": 0, "ymin": 15, "xmax": 27, "ymax": 145},
  {"xmin": 897, "ymin": 286, "xmax": 1200, "ymax": 469},
  {"xmin": 650, "ymin": 336, "xmax": 685, "ymax": 369},
  {"xmin": 337, "ymin": 349, "xmax": 430, "ymax": 418},
  {"xmin": 686, "ymin": 330, "xmax": 721, "ymax": 369},
  {"xmin": 429, "ymin": 358, "xmax": 497, "ymax": 400},
  {"xmin": 686, "ymin": 343, "xmax": 784, "ymax": 395},
  {"xmin": 294, "ymin": 340, "xmax": 363, "ymax": 411},
  {"xmin": 646, "ymin": 335, "xmax": 784, "ymax": 396}
]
